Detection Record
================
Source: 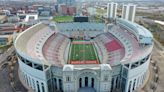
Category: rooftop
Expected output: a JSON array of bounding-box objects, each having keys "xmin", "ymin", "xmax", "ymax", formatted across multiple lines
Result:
[{"xmin": 0, "ymin": 15, "xmax": 6, "ymax": 20}]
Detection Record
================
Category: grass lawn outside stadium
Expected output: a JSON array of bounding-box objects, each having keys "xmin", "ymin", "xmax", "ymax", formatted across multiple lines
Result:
[
  {"xmin": 52, "ymin": 16, "xmax": 73, "ymax": 22},
  {"xmin": 69, "ymin": 41, "xmax": 99, "ymax": 64}
]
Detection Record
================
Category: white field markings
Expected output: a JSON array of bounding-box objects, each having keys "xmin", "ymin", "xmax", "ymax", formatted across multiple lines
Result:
[
  {"xmin": 76, "ymin": 44, "xmax": 80, "ymax": 60},
  {"xmin": 72, "ymin": 44, "xmax": 74, "ymax": 60},
  {"xmin": 68, "ymin": 43, "xmax": 73, "ymax": 63},
  {"xmin": 92, "ymin": 42, "xmax": 99, "ymax": 62},
  {"xmin": 91, "ymin": 45, "xmax": 95, "ymax": 60},
  {"xmin": 73, "ymin": 44, "xmax": 76, "ymax": 60},
  {"xmin": 89, "ymin": 44, "xmax": 95, "ymax": 60},
  {"xmin": 86, "ymin": 45, "xmax": 89, "ymax": 60},
  {"xmin": 74, "ymin": 44, "xmax": 76, "ymax": 60},
  {"xmin": 83, "ymin": 43, "xmax": 85, "ymax": 61},
  {"xmin": 84, "ymin": 44, "xmax": 86, "ymax": 60},
  {"xmin": 78, "ymin": 43, "xmax": 81, "ymax": 61}
]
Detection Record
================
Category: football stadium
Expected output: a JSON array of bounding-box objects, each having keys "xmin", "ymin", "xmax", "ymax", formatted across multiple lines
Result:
[{"xmin": 14, "ymin": 17, "xmax": 153, "ymax": 92}]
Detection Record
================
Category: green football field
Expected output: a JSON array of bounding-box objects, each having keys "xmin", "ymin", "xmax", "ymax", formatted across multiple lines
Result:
[{"xmin": 70, "ymin": 44, "xmax": 97, "ymax": 61}]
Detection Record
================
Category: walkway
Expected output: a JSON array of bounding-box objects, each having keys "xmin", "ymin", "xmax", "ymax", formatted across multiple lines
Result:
[
  {"xmin": 0, "ymin": 46, "xmax": 15, "ymax": 65},
  {"xmin": 0, "ymin": 45, "xmax": 27, "ymax": 92},
  {"xmin": 78, "ymin": 87, "xmax": 96, "ymax": 92},
  {"xmin": 139, "ymin": 39, "xmax": 164, "ymax": 92}
]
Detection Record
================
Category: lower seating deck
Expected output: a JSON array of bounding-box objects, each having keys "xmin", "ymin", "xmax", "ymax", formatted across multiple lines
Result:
[
  {"xmin": 94, "ymin": 33, "xmax": 125, "ymax": 65},
  {"xmin": 42, "ymin": 33, "xmax": 70, "ymax": 66}
]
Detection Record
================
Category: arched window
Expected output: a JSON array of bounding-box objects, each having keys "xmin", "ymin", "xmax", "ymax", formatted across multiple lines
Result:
[
  {"xmin": 24, "ymin": 74, "xmax": 27, "ymax": 84},
  {"xmin": 79, "ymin": 78, "xmax": 82, "ymax": 88},
  {"xmin": 104, "ymin": 76, "xmax": 108, "ymax": 81},
  {"xmin": 91, "ymin": 78, "xmax": 94, "ymax": 88},
  {"xmin": 111, "ymin": 78, "xmax": 114, "ymax": 91},
  {"xmin": 28, "ymin": 77, "xmax": 31, "ymax": 87},
  {"xmin": 41, "ymin": 83, "xmax": 45, "ymax": 92},
  {"xmin": 37, "ymin": 81, "xmax": 40, "ymax": 92},
  {"xmin": 59, "ymin": 79, "xmax": 63, "ymax": 91},
  {"xmin": 116, "ymin": 77, "xmax": 118, "ymax": 88},
  {"xmin": 133, "ymin": 79, "xmax": 136, "ymax": 91},
  {"xmin": 85, "ymin": 77, "xmax": 88, "ymax": 87},
  {"xmin": 128, "ymin": 81, "xmax": 132, "ymax": 92},
  {"xmin": 66, "ymin": 77, "xmax": 70, "ymax": 82},
  {"xmin": 26, "ymin": 75, "xmax": 29, "ymax": 86},
  {"xmin": 32, "ymin": 79, "xmax": 35, "ymax": 91},
  {"xmin": 54, "ymin": 78, "xmax": 57, "ymax": 89}
]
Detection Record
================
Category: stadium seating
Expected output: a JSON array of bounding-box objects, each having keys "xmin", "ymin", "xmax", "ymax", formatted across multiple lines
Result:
[
  {"xmin": 56, "ymin": 23, "xmax": 104, "ymax": 37},
  {"xmin": 93, "ymin": 32, "xmax": 125, "ymax": 66},
  {"xmin": 26, "ymin": 26, "xmax": 55, "ymax": 60},
  {"xmin": 43, "ymin": 33, "xmax": 70, "ymax": 66},
  {"xmin": 109, "ymin": 25, "xmax": 141, "ymax": 63}
]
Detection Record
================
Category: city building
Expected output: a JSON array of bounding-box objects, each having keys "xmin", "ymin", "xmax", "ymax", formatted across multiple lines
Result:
[
  {"xmin": 24, "ymin": 13, "xmax": 38, "ymax": 22},
  {"xmin": 0, "ymin": 24, "xmax": 18, "ymax": 45},
  {"xmin": 59, "ymin": 4, "xmax": 76, "ymax": 15},
  {"xmin": 7, "ymin": 15, "xmax": 20, "ymax": 23},
  {"xmin": 68, "ymin": 6, "xmax": 76, "ymax": 15},
  {"xmin": 0, "ymin": 10, "xmax": 11, "ymax": 16},
  {"xmin": 57, "ymin": 0, "xmax": 76, "ymax": 6},
  {"xmin": 15, "ymin": 17, "xmax": 153, "ymax": 92},
  {"xmin": 0, "ymin": 15, "xmax": 7, "ymax": 23},
  {"xmin": 17, "ymin": 12, "xmax": 39, "ymax": 26},
  {"xmin": 122, "ymin": 4, "xmax": 136, "ymax": 22},
  {"xmin": 38, "ymin": 11, "xmax": 51, "ymax": 22},
  {"xmin": 107, "ymin": 2, "xmax": 118, "ymax": 19},
  {"xmin": 0, "ymin": 35, "xmax": 12, "ymax": 45},
  {"xmin": 87, "ymin": 7, "xmax": 96, "ymax": 16}
]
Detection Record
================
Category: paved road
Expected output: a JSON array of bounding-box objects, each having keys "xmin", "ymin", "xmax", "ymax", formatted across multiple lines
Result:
[
  {"xmin": 136, "ymin": 16, "xmax": 155, "ymax": 25},
  {"xmin": 0, "ymin": 45, "xmax": 27, "ymax": 92},
  {"xmin": 0, "ymin": 46, "xmax": 15, "ymax": 92},
  {"xmin": 141, "ymin": 39, "xmax": 164, "ymax": 92},
  {"xmin": 152, "ymin": 42, "xmax": 164, "ymax": 92},
  {"xmin": 0, "ymin": 46, "xmax": 15, "ymax": 65},
  {"xmin": 13, "ymin": 62, "xmax": 28, "ymax": 92},
  {"xmin": 0, "ymin": 66, "xmax": 13, "ymax": 92}
]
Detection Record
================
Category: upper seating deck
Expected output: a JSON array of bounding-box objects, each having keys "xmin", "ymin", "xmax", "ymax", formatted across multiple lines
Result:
[
  {"xmin": 109, "ymin": 25, "xmax": 153, "ymax": 64},
  {"xmin": 56, "ymin": 22, "xmax": 105, "ymax": 37},
  {"xmin": 116, "ymin": 18, "xmax": 153, "ymax": 44}
]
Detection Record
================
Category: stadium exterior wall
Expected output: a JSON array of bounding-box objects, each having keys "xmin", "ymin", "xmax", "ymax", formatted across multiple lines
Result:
[
  {"xmin": 14, "ymin": 21, "xmax": 153, "ymax": 92},
  {"xmin": 18, "ymin": 57, "xmax": 48, "ymax": 92}
]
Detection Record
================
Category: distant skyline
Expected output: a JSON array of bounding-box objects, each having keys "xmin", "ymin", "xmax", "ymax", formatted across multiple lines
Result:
[
  {"xmin": 0, "ymin": 0, "xmax": 164, "ymax": 3},
  {"xmin": 1, "ymin": 0, "xmax": 164, "ymax": 1}
]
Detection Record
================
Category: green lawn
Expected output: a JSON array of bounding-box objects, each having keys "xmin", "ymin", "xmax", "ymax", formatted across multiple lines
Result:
[
  {"xmin": 52, "ymin": 16, "xmax": 73, "ymax": 22},
  {"xmin": 70, "ymin": 44, "xmax": 97, "ymax": 61},
  {"xmin": 96, "ymin": 8, "xmax": 106, "ymax": 15}
]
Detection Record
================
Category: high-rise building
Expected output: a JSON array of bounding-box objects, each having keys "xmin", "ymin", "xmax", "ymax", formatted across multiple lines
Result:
[
  {"xmin": 57, "ymin": 0, "xmax": 76, "ymax": 6},
  {"xmin": 107, "ymin": 2, "xmax": 118, "ymax": 19},
  {"xmin": 122, "ymin": 4, "xmax": 136, "ymax": 22},
  {"xmin": 58, "ymin": 4, "xmax": 76, "ymax": 15}
]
